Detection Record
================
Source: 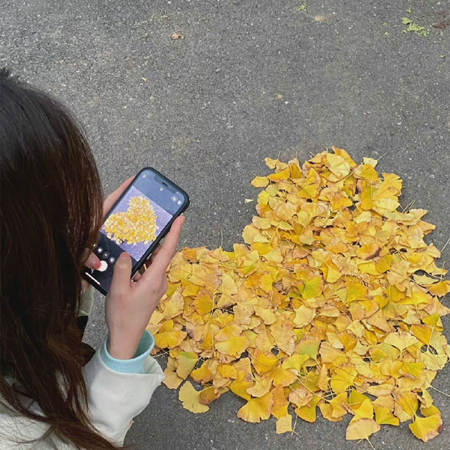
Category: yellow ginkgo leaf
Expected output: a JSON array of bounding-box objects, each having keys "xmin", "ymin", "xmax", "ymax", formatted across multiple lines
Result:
[
  {"xmin": 251, "ymin": 176, "xmax": 269, "ymax": 188},
  {"xmin": 246, "ymin": 376, "xmax": 272, "ymax": 398},
  {"xmin": 230, "ymin": 372, "xmax": 253, "ymax": 401},
  {"xmin": 347, "ymin": 390, "xmax": 369, "ymax": 409},
  {"xmin": 293, "ymin": 305, "xmax": 316, "ymax": 328},
  {"xmin": 217, "ymin": 363, "xmax": 237, "ymax": 379},
  {"xmin": 410, "ymin": 324, "xmax": 432, "ymax": 345},
  {"xmin": 190, "ymin": 362, "xmax": 213, "ymax": 384},
  {"xmin": 179, "ymin": 382, "xmax": 209, "ymax": 413},
  {"xmin": 356, "ymin": 243, "xmax": 381, "ymax": 260},
  {"xmin": 199, "ymin": 386, "xmax": 223, "ymax": 405},
  {"xmin": 375, "ymin": 254, "xmax": 393, "ymax": 273},
  {"xmin": 154, "ymin": 330, "xmax": 187, "ymax": 349},
  {"xmin": 163, "ymin": 368, "xmax": 183, "ymax": 390},
  {"xmin": 401, "ymin": 361, "xmax": 424, "ymax": 378},
  {"xmin": 302, "ymin": 276, "xmax": 322, "ymax": 300},
  {"xmin": 428, "ymin": 280, "xmax": 450, "ymax": 297},
  {"xmin": 276, "ymin": 414, "xmax": 293, "ymax": 434},
  {"xmin": 219, "ymin": 273, "xmax": 238, "ymax": 296},
  {"xmin": 296, "ymin": 396, "xmax": 322, "ymax": 423},
  {"xmin": 328, "ymin": 392, "xmax": 348, "ymax": 420},
  {"xmin": 268, "ymin": 167, "xmax": 291, "ymax": 181},
  {"xmin": 194, "ymin": 290, "xmax": 214, "ymax": 315},
  {"xmin": 253, "ymin": 306, "xmax": 277, "ymax": 325},
  {"xmin": 409, "ymin": 414, "xmax": 443, "ymax": 442},
  {"xmin": 296, "ymin": 337, "xmax": 321, "ymax": 360},
  {"xmin": 346, "ymin": 419, "xmax": 381, "ymax": 440},
  {"xmin": 271, "ymin": 384, "xmax": 290, "ymax": 419},
  {"xmin": 176, "ymin": 352, "xmax": 198, "ymax": 380},
  {"xmin": 330, "ymin": 366, "xmax": 357, "ymax": 394},
  {"xmin": 374, "ymin": 405, "xmax": 400, "ymax": 426},
  {"xmin": 282, "ymin": 354, "xmax": 309, "ymax": 372},
  {"xmin": 215, "ymin": 336, "xmax": 250, "ymax": 357},
  {"xmin": 251, "ymin": 349, "xmax": 278, "ymax": 374},
  {"xmin": 394, "ymin": 391, "xmax": 419, "ymax": 421},
  {"xmin": 350, "ymin": 399, "xmax": 374, "ymax": 422},
  {"xmin": 253, "ymin": 216, "xmax": 272, "ymax": 230},
  {"xmin": 237, "ymin": 392, "xmax": 274, "ymax": 423},
  {"xmin": 384, "ymin": 332, "xmax": 419, "ymax": 352},
  {"xmin": 162, "ymin": 291, "xmax": 185, "ymax": 318},
  {"xmin": 270, "ymin": 366, "xmax": 297, "ymax": 387},
  {"xmin": 345, "ymin": 281, "xmax": 368, "ymax": 303}
]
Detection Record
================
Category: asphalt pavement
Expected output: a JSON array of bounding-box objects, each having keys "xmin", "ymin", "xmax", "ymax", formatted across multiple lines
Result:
[{"xmin": 1, "ymin": 1, "xmax": 450, "ymax": 449}]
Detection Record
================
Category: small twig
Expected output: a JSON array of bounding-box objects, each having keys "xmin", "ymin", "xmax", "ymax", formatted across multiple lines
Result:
[
  {"xmin": 430, "ymin": 385, "xmax": 450, "ymax": 399},
  {"xmin": 441, "ymin": 236, "xmax": 450, "ymax": 254},
  {"xmin": 219, "ymin": 227, "xmax": 224, "ymax": 249},
  {"xmin": 291, "ymin": 411, "xmax": 299, "ymax": 438},
  {"xmin": 366, "ymin": 437, "xmax": 377, "ymax": 450},
  {"xmin": 401, "ymin": 200, "xmax": 415, "ymax": 213},
  {"xmin": 377, "ymin": 151, "xmax": 388, "ymax": 161}
]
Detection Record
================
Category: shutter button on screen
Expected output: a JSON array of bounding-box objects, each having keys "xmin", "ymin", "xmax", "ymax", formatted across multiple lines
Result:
[{"xmin": 98, "ymin": 260, "xmax": 108, "ymax": 272}]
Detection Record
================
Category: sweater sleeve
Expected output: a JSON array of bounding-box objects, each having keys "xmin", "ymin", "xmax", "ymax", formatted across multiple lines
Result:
[
  {"xmin": 83, "ymin": 336, "xmax": 164, "ymax": 445},
  {"xmin": 100, "ymin": 331, "xmax": 155, "ymax": 374},
  {"xmin": 79, "ymin": 287, "xmax": 94, "ymax": 317}
]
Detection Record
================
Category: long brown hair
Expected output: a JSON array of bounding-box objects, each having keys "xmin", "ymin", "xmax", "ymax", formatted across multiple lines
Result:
[{"xmin": 0, "ymin": 69, "xmax": 118, "ymax": 449}]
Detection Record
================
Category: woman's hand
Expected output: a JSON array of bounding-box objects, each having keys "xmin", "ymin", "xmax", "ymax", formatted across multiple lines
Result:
[
  {"xmin": 81, "ymin": 178, "xmax": 134, "ymax": 292},
  {"xmin": 105, "ymin": 216, "xmax": 185, "ymax": 359}
]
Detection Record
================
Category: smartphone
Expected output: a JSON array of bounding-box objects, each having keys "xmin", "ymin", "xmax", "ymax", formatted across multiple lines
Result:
[{"xmin": 83, "ymin": 168, "xmax": 189, "ymax": 294}]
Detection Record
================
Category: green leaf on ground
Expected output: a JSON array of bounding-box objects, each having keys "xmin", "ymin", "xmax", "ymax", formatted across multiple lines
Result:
[{"xmin": 402, "ymin": 17, "xmax": 430, "ymax": 37}]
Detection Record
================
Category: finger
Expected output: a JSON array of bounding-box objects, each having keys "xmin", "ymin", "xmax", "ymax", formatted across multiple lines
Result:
[
  {"xmin": 85, "ymin": 252, "xmax": 102, "ymax": 271},
  {"xmin": 148, "ymin": 244, "xmax": 163, "ymax": 265},
  {"xmin": 103, "ymin": 177, "xmax": 134, "ymax": 217},
  {"xmin": 149, "ymin": 252, "xmax": 159, "ymax": 265},
  {"xmin": 81, "ymin": 279, "xmax": 89, "ymax": 293},
  {"xmin": 150, "ymin": 244, "xmax": 163, "ymax": 258},
  {"xmin": 143, "ymin": 216, "xmax": 185, "ymax": 280},
  {"xmin": 136, "ymin": 245, "xmax": 163, "ymax": 277},
  {"xmin": 133, "ymin": 272, "xmax": 143, "ymax": 282},
  {"xmin": 109, "ymin": 252, "xmax": 133, "ymax": 295}
]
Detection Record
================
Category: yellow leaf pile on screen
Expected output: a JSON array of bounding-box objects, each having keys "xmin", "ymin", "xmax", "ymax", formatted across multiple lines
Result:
[
  {"xmin": 104, "ymin": 196, "xmax": 158, "ymax": 245},
  {"xmin": 148, "ymin": 148, "xmax": 449, "ymax": 442}
]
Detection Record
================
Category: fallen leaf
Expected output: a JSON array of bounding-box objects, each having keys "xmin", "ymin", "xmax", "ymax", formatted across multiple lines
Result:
[
  {"xmin": 346, "ymin": 419, "xmax": 381, "ymax": 440},
  {"xmin": 179, "ymin": 382, "xmax": 209, "ymax": 413},
  {"xmin": 237, "ymin": 392, "xmax": 274, "ymax": 423},
  {"xmin": 276, "ymin": 414, "xmax": 293, "ymax": 433},
  {"xmin": 409, "ymin": 414, "xmax": 443, "ymax": 442},
  {"xmin": 172, "ymin": 32, "xmax": 185, "ymax": 40}
]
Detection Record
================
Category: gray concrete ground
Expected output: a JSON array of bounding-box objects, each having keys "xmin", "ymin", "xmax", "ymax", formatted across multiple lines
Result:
[{"xmin": 2, "ymin": 0, "xmax": 450, "ymax": 449}]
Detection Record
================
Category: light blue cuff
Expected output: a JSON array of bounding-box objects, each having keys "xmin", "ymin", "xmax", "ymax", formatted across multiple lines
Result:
[{"xmin": 100, "ymin": 330, "xmax": 155, "ymax": 374}]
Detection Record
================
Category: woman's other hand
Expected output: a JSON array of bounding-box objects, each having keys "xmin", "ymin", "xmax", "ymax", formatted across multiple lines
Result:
[{"xmin": 105, "ymin": 216, "xmax": 185, "ymax": 359}]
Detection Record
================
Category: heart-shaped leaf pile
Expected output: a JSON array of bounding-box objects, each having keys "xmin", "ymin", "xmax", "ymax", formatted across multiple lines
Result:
[{"xmin": 149, "ymin": 148, "xmax": 449, "ymax": 443}]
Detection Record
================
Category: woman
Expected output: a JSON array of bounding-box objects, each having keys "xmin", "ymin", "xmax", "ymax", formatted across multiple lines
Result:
[{"xmin": 0, "ymin": 68, "xmax": 183, "ymax": 448}]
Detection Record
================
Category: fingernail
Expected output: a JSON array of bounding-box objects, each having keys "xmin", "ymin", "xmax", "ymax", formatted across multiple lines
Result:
[
  {"xmin": 182, "ymin": 216, "xmax": 186, "ymax": 225},
  {"xmin": 119, "ymin": 252, "xmax": 129, "ymax": 260},
  {"xmin": 92, "ymin": 256, "xmax": 101, "ymax": 268}
]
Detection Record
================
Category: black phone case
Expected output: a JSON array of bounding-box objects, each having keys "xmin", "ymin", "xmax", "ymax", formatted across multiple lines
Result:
[{"xmin": 83, "ymin": 167, "xmax": 190, "ymax": 295}]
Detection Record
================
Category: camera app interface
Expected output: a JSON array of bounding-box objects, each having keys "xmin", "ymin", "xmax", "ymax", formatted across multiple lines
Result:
[{"xmin": 86, "ymin": 170, "xmax": 185, "ymax": 292}]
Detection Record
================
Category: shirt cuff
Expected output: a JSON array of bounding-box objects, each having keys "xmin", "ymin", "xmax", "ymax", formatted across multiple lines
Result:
[{"xmin": 100, "ymin": 331, "xmax": 155, "ymax": 374}]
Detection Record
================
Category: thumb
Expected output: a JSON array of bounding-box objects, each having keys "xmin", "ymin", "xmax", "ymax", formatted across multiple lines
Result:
[{"xmin": 110, "ymin": 252, "xmax": 132, "ymax": 295}]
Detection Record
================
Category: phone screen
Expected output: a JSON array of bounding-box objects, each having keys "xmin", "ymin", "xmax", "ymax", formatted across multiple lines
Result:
[{"xmin": 84, "ymin": 168, "xmax": 189, "ymax": 294}]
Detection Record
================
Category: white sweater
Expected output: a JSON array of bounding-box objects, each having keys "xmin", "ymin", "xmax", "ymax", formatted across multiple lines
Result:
[{"xmin": 0, "ymin": 290, "xmax": 164, "ymax": 449}]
